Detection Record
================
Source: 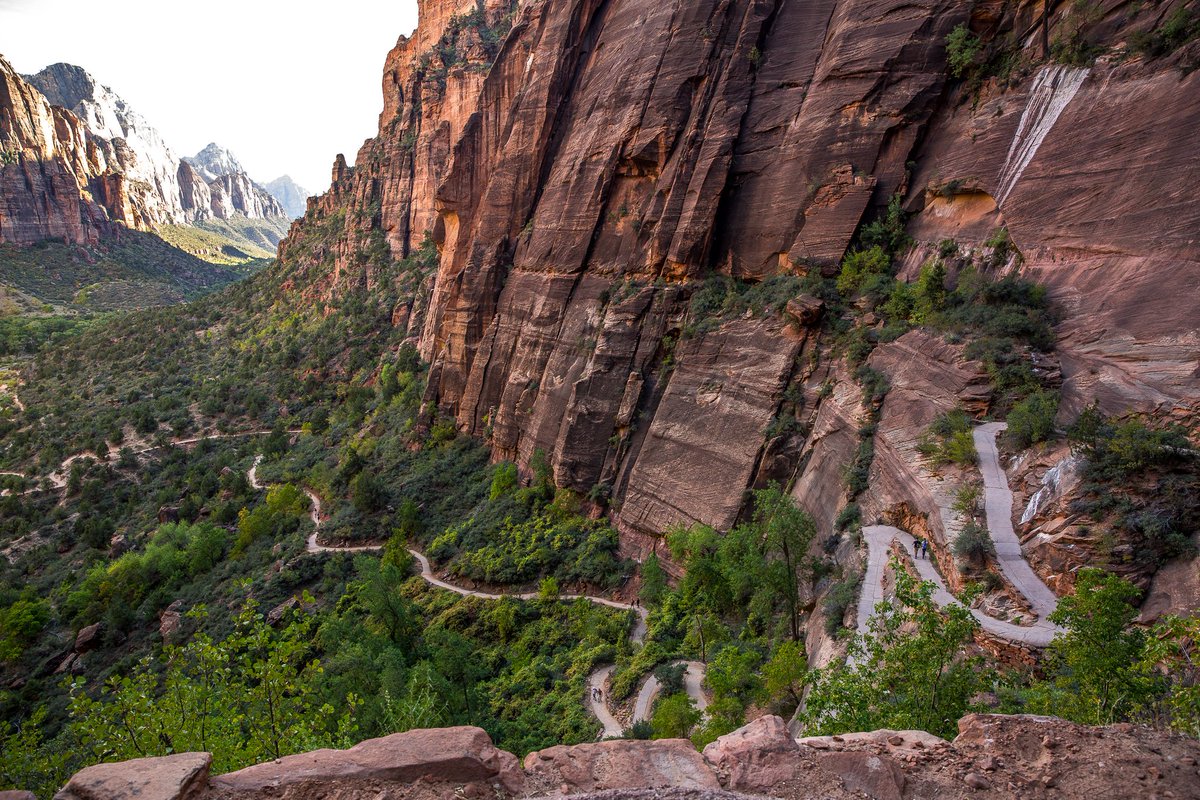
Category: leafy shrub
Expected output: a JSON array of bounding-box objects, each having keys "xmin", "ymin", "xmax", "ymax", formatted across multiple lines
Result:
[
  {"xmin": 489, "ymin": 462, "xmax": 518, "ymax": 500},
  {"xmin": 947, "ymin": 24, "xmax": 982, "ymax": 77},
  {"xmin": 835, "ymin": 503, "xmax": 861, "ymax": 532},
  {"xmin": 953, "ymin": 483, "xmax": 981, "ymax": 517},
  {"xmin": 1006, "ymin": 390, "xmax": 1059, "ymax": 448},
  {"xmin": 0, "ymin": 597, "xmax": 51, "ymax": 662},
  {"xmin": 1065, "ymin": 408, "xmax": 1198, "ymax": 565},
  {"xmin": 650, "ymin": 693, "xmax": 700, "ymax": 739},
  {"xmin": 802, "ymin": 565, "xmax": 989, "ymax": 739},
  {"xmin": 953, "ymin": 522, "xmax": 995, "ymax": 565},
  {"xmin": 836, "ymin": 246, "xmax": 890, "ymax": 296},
  {"xmin": 823, "ymin": 572, "xmax": 861, "ymax": 635},
  {"xmin": 1025, "ymin": 569, "xmax": 1151, "ymax": 725},
  {"xmin": 684, "ymin": 274, "xmax": 804, "ymax": 337},
  {"xmin": 858, "ymin": 194, "xmax": 910, "ymax": 257},
  {"xmin": 918, "ymin": 410, "xmax": 976, "ymax": 466},
  {"xmin": 1130, "ymin": 7, "xmax": 1199, "ymax": 57}
]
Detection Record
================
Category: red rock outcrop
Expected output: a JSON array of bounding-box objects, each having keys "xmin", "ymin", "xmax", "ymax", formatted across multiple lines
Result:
[
  {"xmin": 54, "ymin": 752, "xmax": 211, "ymax": 800},
  {"xmin": 38, "ymin": 715, "xmax": 1200, "ymax": 800}
]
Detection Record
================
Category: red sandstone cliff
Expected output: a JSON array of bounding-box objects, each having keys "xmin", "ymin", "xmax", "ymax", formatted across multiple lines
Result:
[{"xmin": 277, "ymin": 0, "xmax": 1199, "ymax": 563}]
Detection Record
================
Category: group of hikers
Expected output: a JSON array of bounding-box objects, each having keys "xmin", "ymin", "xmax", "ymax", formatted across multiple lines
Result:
[
  {"xmin": 590, "ymin": 686, "xmax": 604, "ymax": 704},
  {"xmin": 913, "ymin": 538, "xmax": 931, "ymax": 559}
]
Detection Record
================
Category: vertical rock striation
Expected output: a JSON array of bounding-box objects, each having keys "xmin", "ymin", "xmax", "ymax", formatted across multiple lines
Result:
[{"xmin": 274, "ymin": 0, "xmax": 1200, "ymax": 547}]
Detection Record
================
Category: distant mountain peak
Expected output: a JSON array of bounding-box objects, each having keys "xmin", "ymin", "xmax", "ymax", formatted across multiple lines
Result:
[
  {"xmin": 264, "ymin": 175, "xmax": 310, "ymax": 219},
  {"xmin": 185, "ymin": 143, "xmax": 246, "ymax": 182}
]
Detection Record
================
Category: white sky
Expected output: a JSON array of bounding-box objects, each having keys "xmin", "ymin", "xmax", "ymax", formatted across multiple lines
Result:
[{"xmin": 0, "ymin": 0, "xmax": 420, "ymax": 193}]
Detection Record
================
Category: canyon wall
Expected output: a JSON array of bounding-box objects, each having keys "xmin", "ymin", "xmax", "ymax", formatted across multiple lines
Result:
[
  {"xmin": 0, "ymin": 60, "xmax": 288, "ymax": 245},
  {"xmin": 276, "ymin": 0, "xmax": 1199, "ymax": 556}
]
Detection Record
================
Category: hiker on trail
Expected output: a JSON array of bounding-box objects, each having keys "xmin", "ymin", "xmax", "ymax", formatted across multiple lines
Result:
[
  {"xmin": 922, "ymin": 540, "xmax": 930, "ymax": 559},
  {"xmin": 914, "ymin": 539, "xmax": 921, "ymax": 558}
]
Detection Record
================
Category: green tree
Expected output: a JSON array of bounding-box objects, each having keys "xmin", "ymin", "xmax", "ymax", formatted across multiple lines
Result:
[
  {"xmin": 1141, "ymin": 613, "xmax": 1200, "ymax": 737},
  {"xmin": 68, "ymin": 601, "xmax": 356, "ymax": 773},
  {"xmin": 800, "ymin": 564, "xmax": 989, "ymax": 738},
  {"xmin": 640, "ymin": 551, "xmax": 667, "ymax": 607},
  {"xmin": 912, "ymin": 259, "xmax": 948, "ymax": 323},
  {"xmin": 952, "ymin": 521, "xmax": 995, "ymax": 567},
  {"xmin": 350, "ymin": 471, "xmax": 386, "ymax": 514},
  {"xmin": 837, "ymin": 246, "xmax": 891, "ymax": 296},
  {"xmin": 1026, "ymin": 568, "xmax": 1156, "ymax": 725},
  {"xmin": 752, "ymin": 485, "xmax": 816, "ymax": 641},
  {"xmin": 490, "ymin": 462, "xmax": 519, "ymax": 500},
  {"xmin": 0, "ymin": 707, "xmax": 74, "ymax": 799},
  {"xmin": 650, "ymin": 693, "xmax": 700, "ymax": 740},
  {"xmin": 0, "ymin": 596, "xmax": 51, "ymax": 662},
  {"xmin": 946, "ymin": 24, "xmax": 981, "ymax": 77},
  {"xmin": 1006, "ymin": 390, "xmax": 1058, "ymax": 448},
  {"xmin": 762, "ymin": 639, "xmax": 807, "ymax": 708}
]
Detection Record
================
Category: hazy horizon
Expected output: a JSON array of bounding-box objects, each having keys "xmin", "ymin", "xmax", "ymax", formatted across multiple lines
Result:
[{"xmin": 0, "ymin": 0, "xmax": 420, "ymax": 194}]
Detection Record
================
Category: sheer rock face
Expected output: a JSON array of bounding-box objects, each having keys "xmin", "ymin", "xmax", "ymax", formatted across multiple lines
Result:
[
  {"xmin": 1, "ymin": 61, "xmax": 289, "ymax": 244},
  {"xmin": 0, "ymin": 56, "xmax": 116, "ymax": 244},
  {"xmin": 275, "ymin": 0, "xmax": 1200, "ymax": 545},
  {"xmin": 904, "ymin": 55, "xmax": 1200, "ymax": 420}
]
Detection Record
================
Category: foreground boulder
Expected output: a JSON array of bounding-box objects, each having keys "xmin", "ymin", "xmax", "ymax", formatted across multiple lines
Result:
[
  {"xmin": 524, "ymin": 739, "xmax": 719, "ymax": 794},
  {"xmin": 54, "ymin": 752, "xmax": 210, "ymax": 800},
  {"xmin": 206, "ymin": 726, "xmax": 523, "ymax": 798},
  {"xmin": 702, "ymin": 715, "xmax": 805, "ymax": 791}
]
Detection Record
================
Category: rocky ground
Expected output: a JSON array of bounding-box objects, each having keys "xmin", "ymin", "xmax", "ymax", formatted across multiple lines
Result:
[{"xmin": 41, "ymin": 713, "xmax": 1200, "ymax": 800}]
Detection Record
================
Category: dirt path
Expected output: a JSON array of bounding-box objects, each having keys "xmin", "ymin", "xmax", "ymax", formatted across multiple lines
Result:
[{"xmin": 855, "ymin": 423, "xmax": 1063, "ymax": 648}]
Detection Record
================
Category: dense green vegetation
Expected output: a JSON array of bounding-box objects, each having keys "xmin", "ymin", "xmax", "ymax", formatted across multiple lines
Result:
[
  {"xmin": 609, "ymin": 486, "xmax": 825, "ymax": 746},
  {"xmin": 824, "ymin": 209, "xmax": 1057, "ymax": 418},
  {"xmin": 0, "ymin": 209, "xmax": 638, "ymax": 796},
  {"xmin": 1066, "ymin": 408, "xmax": 1199, "ymax": 566},
  {"xmin": 800, "ymin": 565, "xmax": 989, "ymax": 739},
  {"xmin": 0, "ymin": 231, "xmax": 261, "ymax": 313}
]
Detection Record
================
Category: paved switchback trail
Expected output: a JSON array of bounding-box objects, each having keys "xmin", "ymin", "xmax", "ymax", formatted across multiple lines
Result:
[{"xmin": 855, "ymin": 423, "xmax": 1063, "ymax": 648}]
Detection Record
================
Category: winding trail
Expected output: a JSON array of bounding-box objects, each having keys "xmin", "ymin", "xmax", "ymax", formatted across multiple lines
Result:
[
  {"xmin": 250, "ymin": 455, "xmax": 699, "ymax": 738},
  {"xmin": 855, "ymin": 423, "xmax": 1063, "ymax": 647}
]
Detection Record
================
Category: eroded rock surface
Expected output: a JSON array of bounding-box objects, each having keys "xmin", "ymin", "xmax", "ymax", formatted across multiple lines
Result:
[
  {"xmin": 207, "ymin": 726, "xmax": 523, "ymax": 799},
  {"xmin": 48, "ymin": 715, "xmax": 1200, "ymax": 800},
  {"xmin": 54, "ymin": 752, "xmax": 210, "ymax": 800}
]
